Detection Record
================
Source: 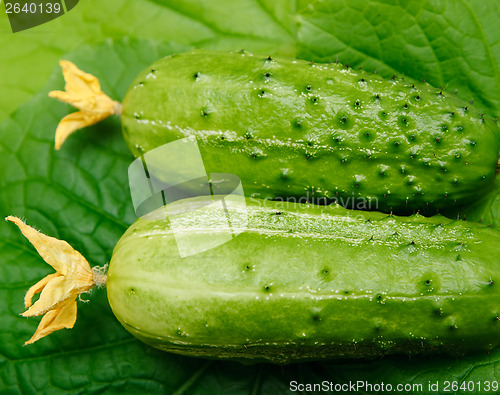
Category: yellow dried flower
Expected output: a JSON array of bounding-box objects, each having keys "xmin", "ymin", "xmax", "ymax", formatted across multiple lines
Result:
[
  {"xmin": 6, "ymin": 216, "xmax": 106, "ymax": 344},
  {"xmin": 49, "ymin": 60, "xmax": 122, "ymax": 150}
]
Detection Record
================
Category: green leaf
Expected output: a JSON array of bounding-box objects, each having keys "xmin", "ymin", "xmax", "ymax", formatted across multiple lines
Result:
[
  {"xmin": 296, "ymin": 0, "xmax": 500, "ymax": 118},
  {"xmin": 2, "ymin": 1, "xmax": 500, "ymax": 393},
  {"xmin": 0, "ymin": 0, "xmax": 295, "ymax": 121},
  {"xmin": 2, "ymin": 0, "xmax": 500, "ymax": 121}
]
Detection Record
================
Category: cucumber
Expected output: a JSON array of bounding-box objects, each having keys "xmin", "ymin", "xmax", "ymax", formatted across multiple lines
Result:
[
  {"xmin": 107, "ymin": 196, "xmax": 500, "ymax": 364},
  {"xmin": 121, "ymin": 50, "xmax": 499, "ymax": 214}
]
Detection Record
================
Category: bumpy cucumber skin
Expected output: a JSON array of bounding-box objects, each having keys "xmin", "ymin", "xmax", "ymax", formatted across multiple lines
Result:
[
  {"xmin": 121, "ymin": 50, "xmax": 499, "ymax": 214},
  {"xmin": 107, "ymin": 196, "xmax": 500, "ymax": 364}
]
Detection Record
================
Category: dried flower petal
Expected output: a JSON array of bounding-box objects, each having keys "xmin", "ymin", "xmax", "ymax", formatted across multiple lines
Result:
[
  {"xmin": 6, "ymin": 216, "xmax": 105, "ymax": 344},
  {"xmin": 24, "ymin": 272, "xmax": 59, "ymax": 309},
  {"xmin": 49, "ymin": 60, "xmax": 122, "ymax": 150},
  {"xmin": 25, "ymin": 301, "xmax": 77, "ymax": 345}
]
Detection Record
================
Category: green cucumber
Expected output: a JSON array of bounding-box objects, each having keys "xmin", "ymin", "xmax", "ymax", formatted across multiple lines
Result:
[
  {"xmin": 107, "ymin": 196, "xmax": 500, "ymax": 364},
  {"xmin": 121, "ymin": 50, "xmax": 499, "ymax": 214}
]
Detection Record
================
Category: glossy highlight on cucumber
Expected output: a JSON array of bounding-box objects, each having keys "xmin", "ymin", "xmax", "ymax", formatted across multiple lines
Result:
[
  {"xmin": 107, "ymin": 196, "xmax": 500, "ymax": 364},
  {"xmin": 121, "ymin": 50, "xmax": 499, "ymax": 214}
]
